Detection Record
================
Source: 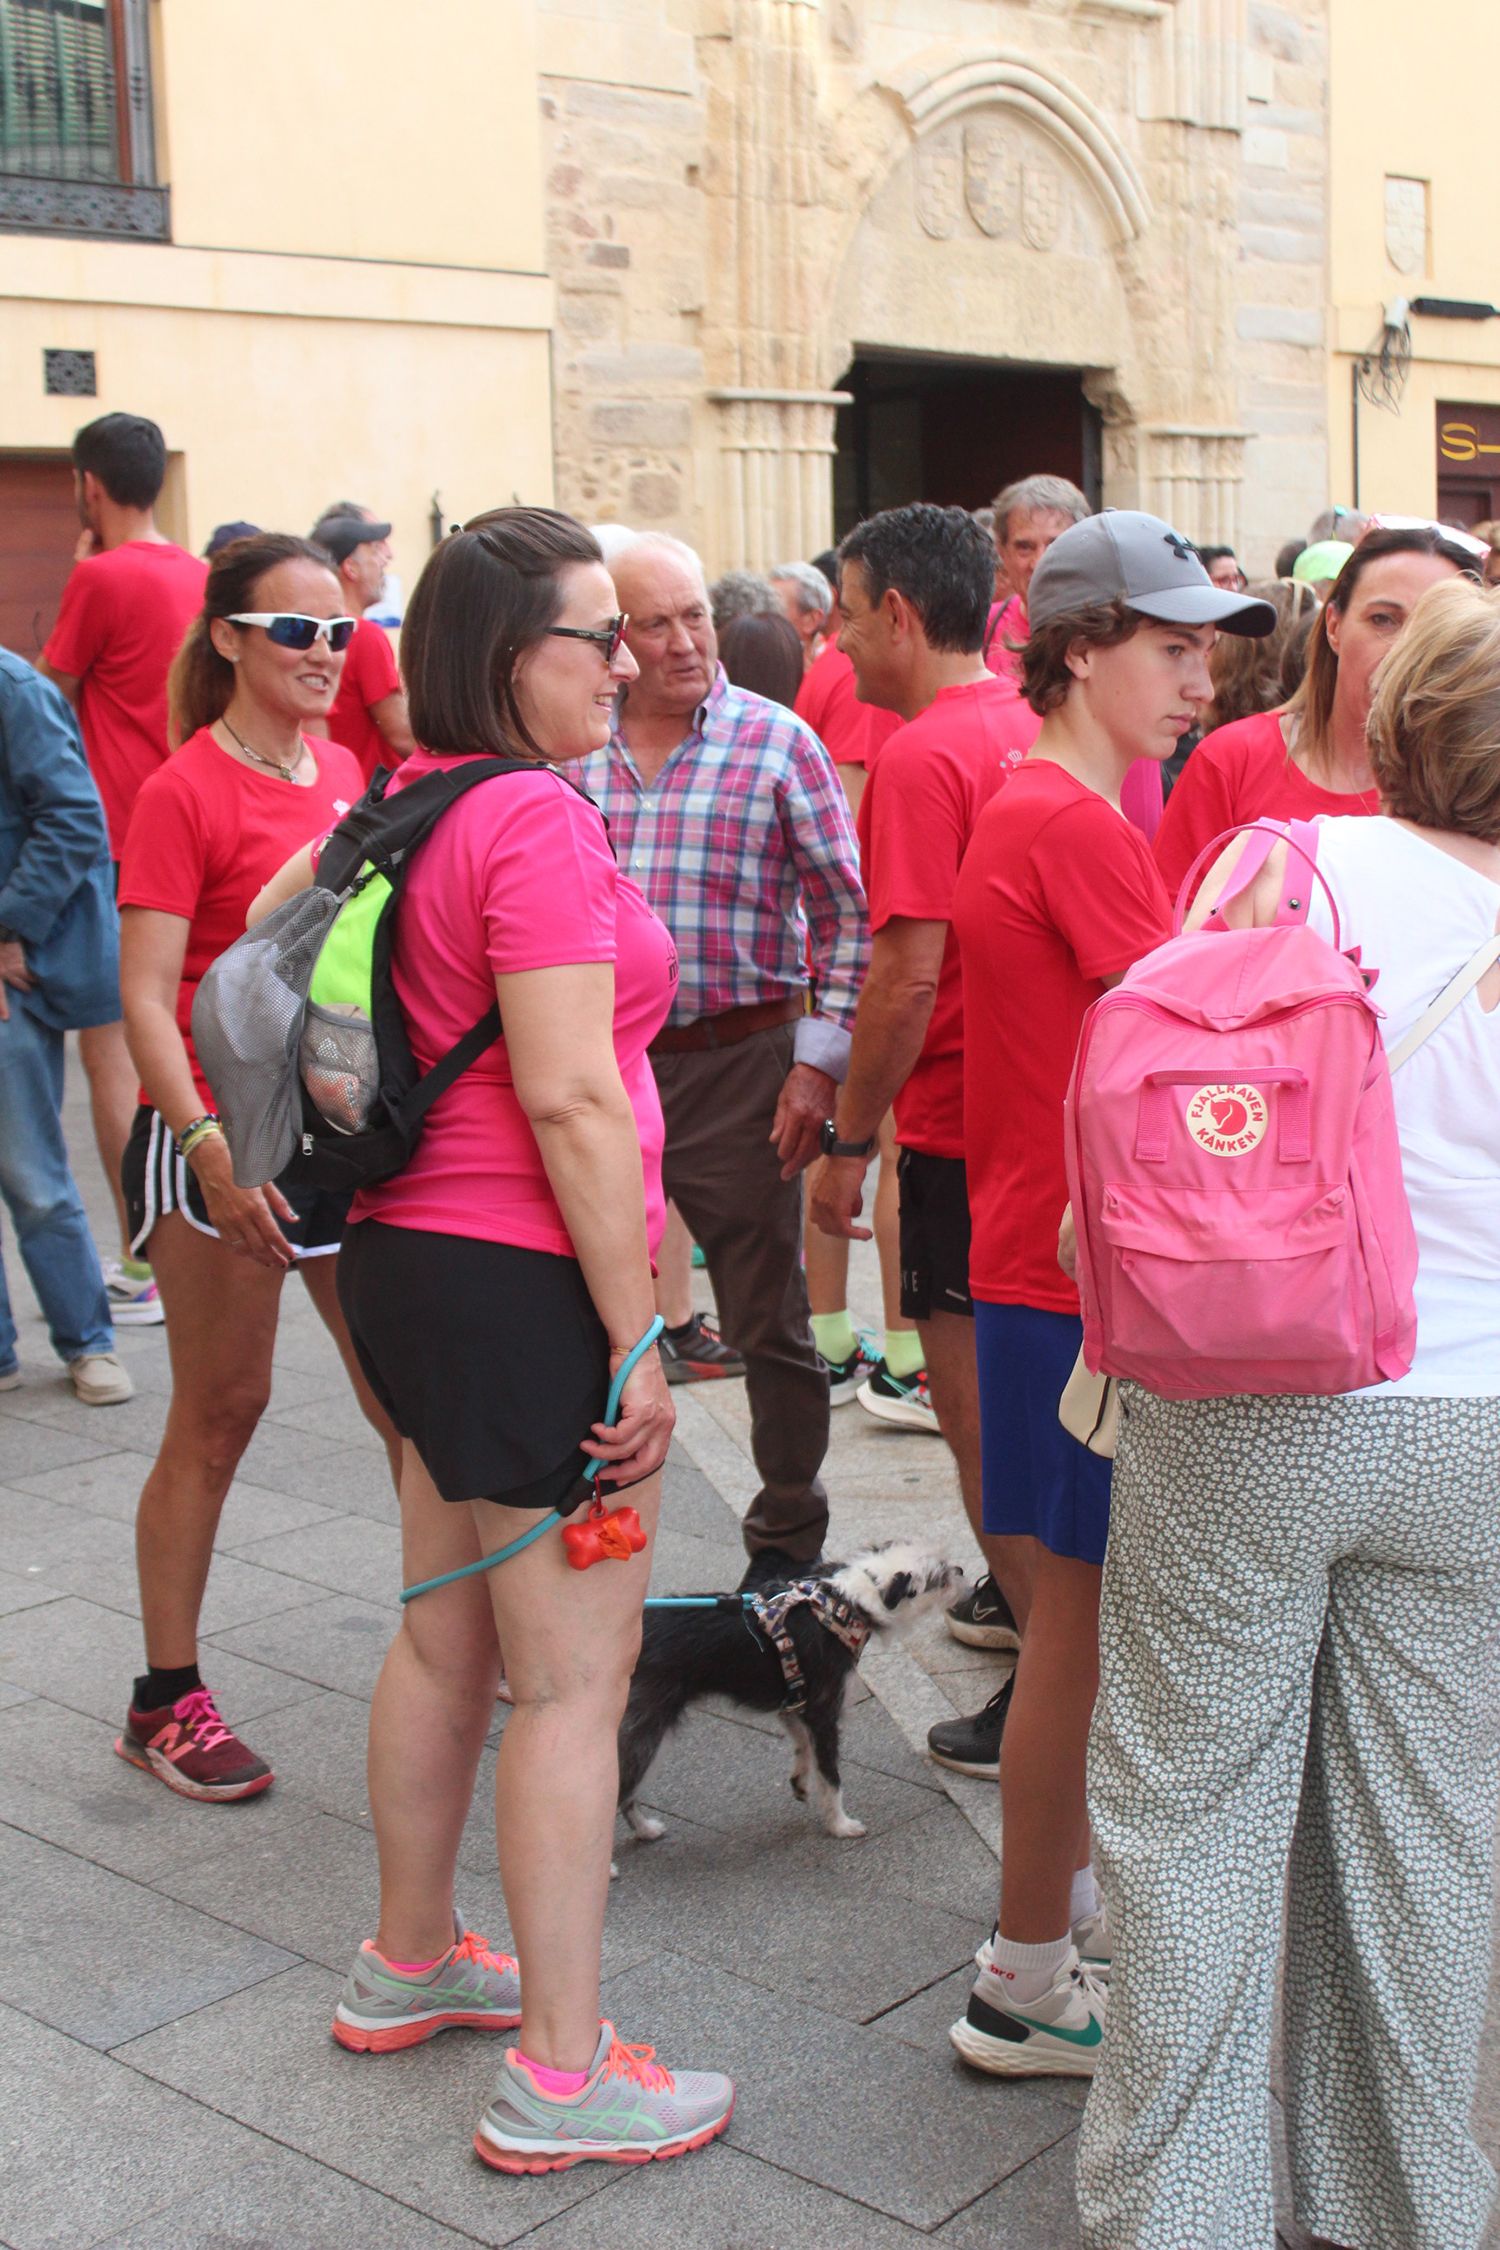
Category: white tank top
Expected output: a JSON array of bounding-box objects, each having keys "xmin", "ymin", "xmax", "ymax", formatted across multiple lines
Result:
[{"xmin": 1308, "ymin": 817, "xmax": 1500, "ymax": 1396}]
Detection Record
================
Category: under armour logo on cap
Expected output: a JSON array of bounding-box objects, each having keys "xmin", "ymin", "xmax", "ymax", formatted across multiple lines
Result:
[{"xmin": 1164, "ymin": 530, "xmax": 1197, "ymax": 562}]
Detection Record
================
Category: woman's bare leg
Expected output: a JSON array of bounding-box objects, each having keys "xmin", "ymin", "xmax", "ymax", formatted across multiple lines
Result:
[
  {"xmin": 483, "ymin": 1472, "xmax": 662, "ymax": 2068},
  {"xmin": 997, "ymin": 1550, "xmax": 1102, "ymax": 1940},
  {"xmin": 134, "ymin": 1213, "xmax": 284, "ymax": 1667},
  {"xmin": 367, "ymin": 1441, "xmax": 502, "ymax": 1962}
]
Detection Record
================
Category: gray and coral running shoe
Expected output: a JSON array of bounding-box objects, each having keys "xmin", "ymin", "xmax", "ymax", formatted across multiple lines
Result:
[
  {"xmin": 474, "ymin": 2020, "xmax": 734, "ymax": 2173},
  {"xmin": 332, "ymin": 1927, "xmax": 522, "ymax": 2053}
]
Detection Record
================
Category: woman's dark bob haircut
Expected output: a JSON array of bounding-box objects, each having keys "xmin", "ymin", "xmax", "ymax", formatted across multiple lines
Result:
[{"xmin": 401, "ymin": 506, "xmax": 603, "ymax": 760}]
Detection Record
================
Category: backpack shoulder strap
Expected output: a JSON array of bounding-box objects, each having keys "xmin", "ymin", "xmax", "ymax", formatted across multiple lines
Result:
[
  {"xmin": 1180, "ymin": 817, "xmax": 1342, "ymax": 946},
  {"xmin": 396, "ymin": 999, "xmax": 503, "ymax": 1128},
  {"xmin": 317, "ymin": 756, "xmax": 535, "ymax": 891},
  {"xmin": 1387, "ymin": 935, "xmax": 1500, "ymax": 1071}
]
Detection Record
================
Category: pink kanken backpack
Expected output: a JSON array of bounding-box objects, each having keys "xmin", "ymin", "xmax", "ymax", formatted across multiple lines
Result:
[{"xmin": 1064, "ymin": 820, "xmax": 1418, "ymax": 1399}]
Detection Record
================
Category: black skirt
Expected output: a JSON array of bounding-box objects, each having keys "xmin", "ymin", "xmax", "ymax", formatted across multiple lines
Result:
[{"xmin": 336, "ymin": 1220, "xmax": 610, "ymax": 1511}]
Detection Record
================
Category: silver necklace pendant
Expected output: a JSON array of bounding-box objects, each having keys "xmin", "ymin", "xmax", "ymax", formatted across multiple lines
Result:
[{"xmin": 222, "ymin": 719, "xmax": 302, "ymax": 781}]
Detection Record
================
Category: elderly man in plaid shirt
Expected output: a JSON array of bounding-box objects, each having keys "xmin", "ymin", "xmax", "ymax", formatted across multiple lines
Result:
[{"xmin": 581, "ymin": 533, "xmax": 869, "ymax": 1581}]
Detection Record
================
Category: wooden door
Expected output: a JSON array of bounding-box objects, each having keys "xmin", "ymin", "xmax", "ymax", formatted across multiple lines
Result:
[{"xmin": 0, "ymin": 453, "xmax": 80, "ymax": 661}]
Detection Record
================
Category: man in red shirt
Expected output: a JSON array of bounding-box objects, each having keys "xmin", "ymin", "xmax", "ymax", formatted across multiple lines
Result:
[
  {"xmin": 808, "ymin": 502, "xmax": 1033, "ymax": 1770},
  {"xmin": 310, "ymin": 504, "xmax": 415, "ymax": 782},
  {"xmin": 40, "ymin": 413, "xmax": 207, "ymax": 1316}
]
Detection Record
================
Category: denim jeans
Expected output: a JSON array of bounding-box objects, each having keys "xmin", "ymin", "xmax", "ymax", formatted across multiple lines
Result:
[{"xmin": 0, "ymin": 998, "xmax": 112, "ymax": 1369}]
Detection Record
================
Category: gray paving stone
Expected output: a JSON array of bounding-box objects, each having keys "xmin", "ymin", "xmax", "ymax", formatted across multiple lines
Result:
[
  {"xmin": 936, "ymin": 2131, "xmax": 1085, "ymax": 2247},
  {"xmin": 18, "ymin": 1528, "xmax": 330, "ymax": 1637},
  {"xmin": 659, "ymin": 1449, "xmax": 749, "ymax": 1543},
  {"xmin": 0, "ymin": 1415, "xmax": 122, "ymax": 1480},
  {"xmin": 602, "ymin": 1804, "xmax": 977, "ymax": 2023},
  {"xmin": 0, "ymin": 1384, "xmax": 170, "ymax": 1450},
  {"xmin": 206, "ymin": 1590, "xmax": 399, "ymax": 1699},
  {"xmin": 617, "ymin": 1704, "xmax": 934, "ymax": 1851},
  {"xmin": 12, "ymin": 1451, "xmax": 340, "ymax": 1547},
  {"xmin": 89, "ymin": 2142, "xmax": 480, "ymax": 2249},
  {"xmin": 0, "ymin": 1698, "xmax": 311, "ymax": 1887},
  {"xmin": 0, "ymin": 1595, "xmax": 322, "ymax": 1727},
  {"xmin": 0, "ymin": 2001, "xmax": 264, "ymax": 2250},
  {"xmin": 0, "ymin": 1678, "xmax": 34, "ymax": 1707},
  {"xmin": 229, "ymin": 1437, "xmax": 400, "ymax": 1521},
  {"xmin": 595, "ymin": 1951, "xmax": 1080, "ymax": 2228},
  {"xmin": 149, "ymin": 1808, "xmax": 381, "ymax": 1971},
  {"xmin": 115, "ymin": 1963, "xmax": 614, "ymax": 2243},
  {"xmin": 0, "ymin": 1568, "xmax": 65, "ymax": 1617},
  {"xmin": 777, "ymin": 1793, "xmax": 1000, "ymax": 1924},
  {"xmin": 520, "ymin": 2143, "xmax": 931, "ymax": 2247},
  {"xmin": 231, "ymin": 1512, "xmax": 404, "ymax": 1607},
  {"xmin": 0, "ymin": 1823, "xmax": 296, "ymax": 2048}
]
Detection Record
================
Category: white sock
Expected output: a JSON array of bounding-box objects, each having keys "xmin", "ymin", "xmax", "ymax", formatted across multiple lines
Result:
[
  {"xmin": 984, "ymin": 1931, "xmax": 1072, "ymax": 2005},
  {"xmin": 1070, "ymin": 1865, "xmax": 1100, "ymax": 1924}
]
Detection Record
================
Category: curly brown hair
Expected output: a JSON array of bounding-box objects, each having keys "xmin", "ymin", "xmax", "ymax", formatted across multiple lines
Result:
[{"xmin": 1019, "ymin": 599, "xmax": 1142, "ymax": 715}]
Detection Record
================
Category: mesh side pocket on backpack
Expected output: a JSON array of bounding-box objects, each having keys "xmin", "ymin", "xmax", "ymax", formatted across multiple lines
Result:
[
  {"xmin": 299, "ymin": 1002, "xmax": 380, "ymax": 1136},
  {"xmin": 191, "ymin": 886, "xmax": 343, "ymax": 1187}
]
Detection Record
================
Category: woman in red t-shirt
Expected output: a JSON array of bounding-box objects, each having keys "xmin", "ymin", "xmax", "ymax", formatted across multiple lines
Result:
[
  {"xmin": 116, "ymin": 534, "xmax": 396, "ymax": 1802},
  {"xmin": 1154, "ymin": 524, "xmax": 1478, "ymax": 901},
  {"xmin": 950, "ymin": 512, "xmax": 1272, "ymax": 2080}
]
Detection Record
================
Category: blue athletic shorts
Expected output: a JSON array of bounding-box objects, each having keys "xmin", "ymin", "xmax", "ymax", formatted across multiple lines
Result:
[{"xmin": 974, "ymin": 1300, "xmax": 1113, "ymax": 1566}]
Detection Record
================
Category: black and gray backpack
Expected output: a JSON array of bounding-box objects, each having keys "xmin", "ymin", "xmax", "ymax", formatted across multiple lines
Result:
[{"xmin": 191, "ymin": 757, "xmax": 529, "ymax": 1192}]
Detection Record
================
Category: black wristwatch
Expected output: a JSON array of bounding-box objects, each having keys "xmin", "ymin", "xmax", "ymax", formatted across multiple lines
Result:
[{"xmin": 820, "ymin": 1118, "xmax": 876, "ymax": 1159}]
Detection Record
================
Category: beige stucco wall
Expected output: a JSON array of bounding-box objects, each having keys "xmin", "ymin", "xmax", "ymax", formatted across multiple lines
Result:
[
  {"xmin": 539, "ymin": 0, "xmax": 1330, "ymax": 577},
  {"xmin": 0, "ymin": 0, "xmax": 555, "ymax": 569},
  {"xmin": 1328, "ymin": 0, "xmax": 1500, "ymax": 517}
]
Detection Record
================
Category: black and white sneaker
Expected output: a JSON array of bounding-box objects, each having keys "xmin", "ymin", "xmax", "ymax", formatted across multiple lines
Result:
[
  {"xmin": 820, "ymin": 1333, "xmax": 881, "ymax": 1406},
  {"xmin": 926, "ymin": 1676, "xmax": 1014, "ymax": 1778},
  {"xmin": 659, "ymin": 1314, "xmax": 747, "ymax": 1385},
  {"xmin": 945, "ymin": 1573, "xmax": 1020, "ymax": 1652}
]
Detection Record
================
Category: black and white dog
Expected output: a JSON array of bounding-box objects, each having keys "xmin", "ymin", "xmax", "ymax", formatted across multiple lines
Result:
[{"xmin": 618, "ymin": 1542, "xmax": 962, "ymax": 1843}]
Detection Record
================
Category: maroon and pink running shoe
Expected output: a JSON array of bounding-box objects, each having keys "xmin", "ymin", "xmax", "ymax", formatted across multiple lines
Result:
[{"xmin": 115, "ymin": 1685, "xmax": 273, "ymax": 1802}]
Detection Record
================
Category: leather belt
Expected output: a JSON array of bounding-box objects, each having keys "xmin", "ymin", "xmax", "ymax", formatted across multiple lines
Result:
[{"xmin": 649, "ymin": 994, "xmax": 804, "ymax": 1056}]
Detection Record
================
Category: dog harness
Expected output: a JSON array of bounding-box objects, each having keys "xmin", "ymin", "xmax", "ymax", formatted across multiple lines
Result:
[{"xmin": 746, "ymin": 1579, "xmax": 871, "ymax": 1715}]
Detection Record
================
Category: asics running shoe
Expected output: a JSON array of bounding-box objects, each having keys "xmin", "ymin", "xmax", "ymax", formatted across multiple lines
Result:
[
  {"xmin": 114, "ymin": 1685, "xmax": 272, "ymax": 1802},
  {"xmin": 856, "ymin": 1363, "xmax": 939, "ymax": 1434},
  {"xmin": 951, "ymin": 1949, "xmax": 1107, "ymax": 2078},
  {"xmin": 333, "ymin": 1928, "xmax": 521, "ymax": 2053},
  {"xmin": 475, "ymin": 2020, "xmax": 734, "ymax": 2173},
  {"xmin": 103, "ymin": 1258, "xmax": 164, "ymax": 1326},
  {"xmin": 977, "ymin": 1910, "xmax": 1112, "ymax": 1982}
]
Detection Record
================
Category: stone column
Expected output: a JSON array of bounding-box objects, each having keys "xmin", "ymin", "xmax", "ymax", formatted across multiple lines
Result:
[
  {"xmin": 701, "ymin": 0, "xmax": 841, "ymax": 568},
  {"xmin": 706, "ymin": 387, "xmax": 850, "ymax": 568},
  {"xmin": 1138, "ymin": 425, "xmax": 1250, "ymax": 547}
]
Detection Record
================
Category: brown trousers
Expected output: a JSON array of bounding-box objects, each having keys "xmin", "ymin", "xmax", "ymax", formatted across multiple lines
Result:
[{"xmin": 651, "ymin": 1023, "xmax": 830, "ymax": 1562}]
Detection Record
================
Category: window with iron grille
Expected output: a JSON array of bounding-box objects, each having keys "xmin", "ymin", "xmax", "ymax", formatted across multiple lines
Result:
[{"xmin": 0, "ymin": 0, "xmax": 167, "ymax": 237}]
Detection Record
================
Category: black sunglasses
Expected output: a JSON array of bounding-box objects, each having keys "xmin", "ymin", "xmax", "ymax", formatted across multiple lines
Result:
[
  {"xmin": 545, "ymin": 613, "xmax": 629, "ymax": 663},
  {"xmin": 227, "ymin": 611, "xmax": 359, "ymax": 652}
]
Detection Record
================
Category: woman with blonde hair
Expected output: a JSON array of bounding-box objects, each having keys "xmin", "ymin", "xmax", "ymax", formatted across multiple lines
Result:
[
  {"xmin": 115, "ymin": 532, "xmax": 398, "ymax": 1805},
  {"xmin": 1079, "ymin": 575, "xmax": 1500, "ymax": 2248},
  {"xmin": 1154, "ymin": 524, "xmax": 1477, "ymax": 897}
]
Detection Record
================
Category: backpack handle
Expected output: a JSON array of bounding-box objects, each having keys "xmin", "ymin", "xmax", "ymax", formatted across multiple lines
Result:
[{"xmin": 1174, "ymin": 819, "xmax": 1343, "ymax": 949}]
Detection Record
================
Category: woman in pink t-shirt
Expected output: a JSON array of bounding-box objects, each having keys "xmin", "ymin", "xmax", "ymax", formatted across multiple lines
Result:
[{"xmin": 323, "ymin": 510, "xmax": 732, "ymax": 2168}]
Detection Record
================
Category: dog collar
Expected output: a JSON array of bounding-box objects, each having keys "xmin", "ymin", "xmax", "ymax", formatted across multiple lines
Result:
[{"xmin": 746, "ymin": 1580, "xmax": 872, "ymax": 1714}]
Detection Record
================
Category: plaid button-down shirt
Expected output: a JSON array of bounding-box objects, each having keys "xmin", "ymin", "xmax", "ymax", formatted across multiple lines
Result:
[{"xmin": 579, "ymin": 668, "xmax": 868, "ymax": 1077}]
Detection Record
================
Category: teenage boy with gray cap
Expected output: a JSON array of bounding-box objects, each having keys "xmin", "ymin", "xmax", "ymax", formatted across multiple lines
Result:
[
  {"xmin": 310, "ymin": 502, "xmax": 414, "ymax": 781},
  {"xmin": 947, "ymin": 513, "xmax": 1272, "ymax": 2080}
]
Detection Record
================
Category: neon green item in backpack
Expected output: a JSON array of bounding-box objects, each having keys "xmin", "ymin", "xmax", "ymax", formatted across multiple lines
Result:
[{"xmin": 307, "ymin": 868, "xmax": 391, "ymax": 1016}]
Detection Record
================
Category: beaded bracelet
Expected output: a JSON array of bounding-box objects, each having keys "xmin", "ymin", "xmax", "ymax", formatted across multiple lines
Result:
[{"xmin": 175, "ymin": 1114, "xmax": 223, "ymax": 1159}]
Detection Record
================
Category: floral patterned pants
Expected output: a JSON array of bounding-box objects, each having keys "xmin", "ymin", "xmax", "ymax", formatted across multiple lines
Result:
[{"xmin": 1079, "ymin": 1387, "xmax": 1500, "ymax": 2250}]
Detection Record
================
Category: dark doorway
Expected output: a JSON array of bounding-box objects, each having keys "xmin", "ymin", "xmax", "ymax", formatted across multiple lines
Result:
[{"xmin": 832, "ymin": 352, "xmax": 1101, "ymax": 537}]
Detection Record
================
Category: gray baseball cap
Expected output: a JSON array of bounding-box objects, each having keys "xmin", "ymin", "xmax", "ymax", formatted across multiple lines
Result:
[{"xmin": 1027, "ymin": 510, "xmax": 1277, "ymax": 637}]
